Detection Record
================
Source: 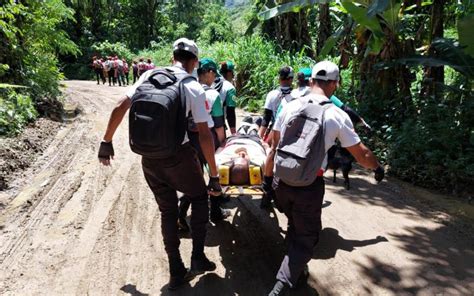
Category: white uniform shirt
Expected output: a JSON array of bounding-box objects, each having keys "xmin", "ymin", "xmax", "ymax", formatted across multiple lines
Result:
[
  {"xmin": 263, "ymin": 89, "xmax": 294, "ymax": 116},
  {"xmin": 291, "ymin": 86, "xmax": 311, "ymax": 98},
  {"xmin": 126, "ymin": 63, "xmax": 211, "ymax": 144},
  {"xmin": 203, "ymin": 86, "xmax": 221, "ymax": 128},
  {"xmin": 274, "ymin": 93, "xmax": 360, "ymax": 169}
]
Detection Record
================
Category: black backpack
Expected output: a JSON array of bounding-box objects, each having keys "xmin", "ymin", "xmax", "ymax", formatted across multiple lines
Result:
[{"xmin": 129, "ymin": 68, "xmax": 194, "ymax": 158}]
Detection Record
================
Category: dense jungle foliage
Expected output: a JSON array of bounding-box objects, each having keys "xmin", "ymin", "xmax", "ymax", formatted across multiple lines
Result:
[{"xmin": 0, "ymin": 0, "xmax": 473, "ymax": 196}]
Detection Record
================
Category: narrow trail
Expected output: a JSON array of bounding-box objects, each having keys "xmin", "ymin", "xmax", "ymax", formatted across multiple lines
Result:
[{"xmin": 0, "ymin": 80, "xmax": 472, "ymax": 295}]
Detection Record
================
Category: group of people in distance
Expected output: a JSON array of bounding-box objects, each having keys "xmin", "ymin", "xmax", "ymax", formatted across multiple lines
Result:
[
  {"xmin": 91, "ymin": 56, "xmax": 156, "ymax": 87},
  {"xmin": 97, "ymin": 37, "xmax": 384, "ymax": 295}
]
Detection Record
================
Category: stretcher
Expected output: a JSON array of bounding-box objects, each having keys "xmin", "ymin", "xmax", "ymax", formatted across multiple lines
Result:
[{"xmin": 215, "ymin": 134, "xmax": 267, "ymax": 196}]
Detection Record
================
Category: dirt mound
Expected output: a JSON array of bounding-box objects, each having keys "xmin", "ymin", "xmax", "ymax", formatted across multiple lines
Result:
[{"xmin": 0, "ymin": 118, "xmax": 62, "ymax": 190}]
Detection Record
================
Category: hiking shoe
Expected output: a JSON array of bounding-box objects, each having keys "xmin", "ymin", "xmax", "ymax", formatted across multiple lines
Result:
[
  {"xmin": 190, "ymin": 256, "xmax": 216, "ymax": 275},
  {"xmin": 177, "ymin": 217, "xmax": 190, "ymax": 232},
  {"xmin": 168, "ymin": 268, "xmax": 195, "ymax": 290},
  {"xmin": 210, "ymin": 207, "xmax": 231, "ymax": 223},
  {"xmin": 268, "ymin": 280, "xmax": 289, "ymax": 296}
]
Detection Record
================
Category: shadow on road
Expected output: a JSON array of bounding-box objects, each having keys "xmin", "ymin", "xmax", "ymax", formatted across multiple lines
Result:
[
  {"xmin": 313, "ymin": 228, "xmax": 388, "ymax": 260},
  {"xmin": 327, "ymin": 174, "xmax": 474, "ymax": 294},
  {"xmin": 120, "ymin": 284, "xmax": 149, "ymax": 296},
  {"xmin": 357, "ymin": 225, "xmax": 474, "ymax": 294}
]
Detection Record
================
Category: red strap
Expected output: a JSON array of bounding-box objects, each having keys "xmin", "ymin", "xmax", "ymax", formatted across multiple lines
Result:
[{"xmin": 317, "ymin": 169, "xmax": 324, "ymax": 177}]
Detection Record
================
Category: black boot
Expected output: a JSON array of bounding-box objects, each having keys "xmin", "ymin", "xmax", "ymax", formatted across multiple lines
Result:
[
  {"xmin": 190, "ymin": 254, "xmax": 216, "ymax": 275},
  {"xmin": 210, "ymin": 196, "xmax": 230, "ymax": 223},
  {"xmin": 168, "ymin": 256, "xmax": 192, "ymax": 290}
]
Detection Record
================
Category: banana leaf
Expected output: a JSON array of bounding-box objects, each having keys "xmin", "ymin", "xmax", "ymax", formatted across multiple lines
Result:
[
  {"xmin": 257, "ymin": 0, "xmax": 325, "ymax": 20},
  {"xmin": 375, "ymin": 38, "xmax": 474, "ymax": 78}
]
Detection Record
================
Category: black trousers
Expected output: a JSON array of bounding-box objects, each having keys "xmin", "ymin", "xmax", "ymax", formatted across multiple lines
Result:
[
  {"xmin": 94, "ymin": 69, "xmax": 104, "ymax": 84},
  {"xmin": 179, "ymin": 129, "xmax": 219, "ymax": 217},
  {"xmin": 108, "ymin": 69, "xmax": 115, "ymax": 85},
  {"xmin": 274, "ymin": 177, "xmax": 325, "ymax": 287},
  {"xmin": 141, "ymin": 143, "xmax": 209, "ymax": 262},
  {"xmin": 133, "ymin": 71, "xmax": 139, "ymax": 84},
  {"xmin": 124, "ymin": 71, "xmax": 129, "ymax": 85}
]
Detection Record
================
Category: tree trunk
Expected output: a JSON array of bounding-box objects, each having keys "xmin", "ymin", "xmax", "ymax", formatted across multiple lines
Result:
[
  {"xmin": 317, "ymin": 3, "xmax": 331, "ymax": 56},
  {"xmin": 276, "ymin": 0, "xmax": 313, "ymax": 55},
  {"xmin": 424, "ymin": 0, "xmax": 445, "ymax": 98}
]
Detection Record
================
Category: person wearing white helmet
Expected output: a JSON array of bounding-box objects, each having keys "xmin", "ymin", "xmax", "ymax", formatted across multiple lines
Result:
[
  {"xmin": 98, "ymin": 37, "xmax": 220, "ymax": 291},
  {"xmin": 267, "ymin": 61, "xmax": 385, "ymax": 295}
]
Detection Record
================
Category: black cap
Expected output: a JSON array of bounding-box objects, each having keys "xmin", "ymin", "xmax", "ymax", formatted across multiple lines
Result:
[{"xmin": 279, "ymin": 66, "xmax": 294, "ymax": 80}]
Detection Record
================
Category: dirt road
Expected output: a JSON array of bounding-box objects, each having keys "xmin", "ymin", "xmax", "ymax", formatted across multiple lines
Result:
[{"xmin": 0, "ymin": 80, "xmax": 472, "ymax": 295}]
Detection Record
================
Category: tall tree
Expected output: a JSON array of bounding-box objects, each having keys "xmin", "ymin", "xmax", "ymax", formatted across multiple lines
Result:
[
  {"xmin": 317, "ymin": 2, "xmax": 331, "ymax": 55},
  {"xmin": 424, "ymin": 0, "xmax": 445, "ymax": 98}
]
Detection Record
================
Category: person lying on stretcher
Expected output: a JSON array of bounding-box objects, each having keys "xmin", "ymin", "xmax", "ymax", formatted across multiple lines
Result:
[{"xmin": 216, "ymin": 116, "xmax": 269, "ymax": 186}]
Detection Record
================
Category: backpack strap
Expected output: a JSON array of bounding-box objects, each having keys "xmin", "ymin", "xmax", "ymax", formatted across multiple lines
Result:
[
  {"xmin": 213, "ymin": 77, "xmax": 224, "ymax": 92},
  {"xmin": 170, "ymin": 68, "xmax": 197, "ymax": 119},
  {"xmin": 148, "ymin": 68, "xmax": 177, "ymax": 89}
]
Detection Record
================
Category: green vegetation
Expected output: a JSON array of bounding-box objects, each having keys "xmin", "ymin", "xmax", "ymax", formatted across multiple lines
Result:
[
  {"xmin": 0, "ymin": 0, "xmax": 79, "ymax": 135},
  {"xmin": 0, "ymin": 0, "xmax": 472, "ymax": 196}
]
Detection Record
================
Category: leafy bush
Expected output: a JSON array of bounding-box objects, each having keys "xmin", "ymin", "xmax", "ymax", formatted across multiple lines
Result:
[
  {"xmin": 388, "ymin": 76, "xmax": 474, "ymax": 195},
  {"xmin": 200, "ymin": 36, "xmax": 315, "ymax": 111},
  {"xmin": 0, "ymin": 89, "xmax": 38, "ymax": 136},
  {"xmin": 91, "ymin": 40, "xmax": 133, "ymax": 61}
]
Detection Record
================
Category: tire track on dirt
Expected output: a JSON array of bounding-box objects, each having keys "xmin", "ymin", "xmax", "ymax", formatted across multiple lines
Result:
[{"xmin": 0, "ymin": 120, "xmax": 88, "ymax": 265}]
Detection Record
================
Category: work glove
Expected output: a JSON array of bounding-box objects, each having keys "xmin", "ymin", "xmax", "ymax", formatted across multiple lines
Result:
[
  {"xmin": 262, "ymin": 176, "xmax": 274, "ymax": 193},
  {"xmin": 98, "ymin": 141, "xmax": 114, "ymax": 165},
  {"xmin": 374, "ymin": 166, "xmax": 385, "ymax": 183},
  {"xmin": 261, "ymin": 176, "xmax": 276, "ymax": 209},
  {"xmin": 208, "ymin": 176, "xmax": 222, "ymax": 196}
]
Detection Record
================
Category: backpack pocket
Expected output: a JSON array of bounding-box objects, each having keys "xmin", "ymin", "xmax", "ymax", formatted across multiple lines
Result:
[{"xmin": 278, "ymin": 114, "xmax": 320, "ymax": 159}]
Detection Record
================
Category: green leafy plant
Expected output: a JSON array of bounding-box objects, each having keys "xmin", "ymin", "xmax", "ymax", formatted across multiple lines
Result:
[{"xmin": 0, "ymin": 89, "xmax": 38, "ymax": 136}]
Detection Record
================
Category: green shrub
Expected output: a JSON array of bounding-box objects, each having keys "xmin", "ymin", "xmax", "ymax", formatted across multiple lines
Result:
[
  {"xmin": 91, "ymin": 40, "xmax": 133, "ymax": 61},
  {"xmin": 0, "ymin": 89, "xmax": 38, "ymax": 136}
]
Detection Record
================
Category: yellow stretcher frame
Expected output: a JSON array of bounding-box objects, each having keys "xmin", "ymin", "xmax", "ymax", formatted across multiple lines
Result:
[{"xmin": 222, "ymin": 185, "xmax": 264, "ymax": 196}]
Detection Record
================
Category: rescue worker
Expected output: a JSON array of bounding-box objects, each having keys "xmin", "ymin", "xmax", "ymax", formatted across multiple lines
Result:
[
  {"xmin": 98, "ymin": 38, "xmax": 221, "ymax": 291},
  {"xmin": 178, "ymin": 57, "xmax": 231, "ymax": 231},
  {"xmin": 213, "ymin": 61, "xmax": 238, "ymax": 136},
  {"xmin": 258, "ymin": 66, "xmax": 295, "ymax": 141},
  {"xmin": 267, "ymin": 61, "xmax": 385, "ymax": 295},
  {"xmin": 259, "ymin": 66, "xmax": 295, "ymax": 208}
]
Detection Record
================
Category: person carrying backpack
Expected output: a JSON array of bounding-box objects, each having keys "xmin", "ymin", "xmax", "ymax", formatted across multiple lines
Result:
[
  {"xmin": 101, "ymin": 58, "xmax": 108, "ymax": 82},
  {"xmin": 146, "ymin": 58, "xmax": 155, "ymax": 71},
  {"xmin": 138, "ymin": 58, "xmax": 146, "ymax": 76},
  {"xmin": 212, "ymin": 61, "xmax": 237, "ymax": 135},
  {"xmin": 98, "ymin": 38, "xmax": 221, "ymax": 291},
  {"xmin": 116, "ymin": 56, "xmax": 124, "ymax": 87},
  {"xmin": 132, "ymin": 60, "xmax": 139, "ymax": 83},
  {"xmin": 105, "ymin": 56, "xmax": 115, "ymax": 86},
  {"xmin": 178, "ymin": 57, "xmax": 230, "ymax": 232},
  {"xmin": 122, "ymin": 58, "xmax": 129, "ymax": 85},
  {"xmin": 267, "ymin": 61, "xmax": 385, "ymax": 296},
  {"xmin": 259, "ymin": 66, "xmax": 295, "ymax": 208},
  {"xmin": 92, "ymin": 56, "xmax": 104, "ymax": 85},
  {"xmin": 258, "ymin": 66, "xmax": 295, "ymax": 141}
]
